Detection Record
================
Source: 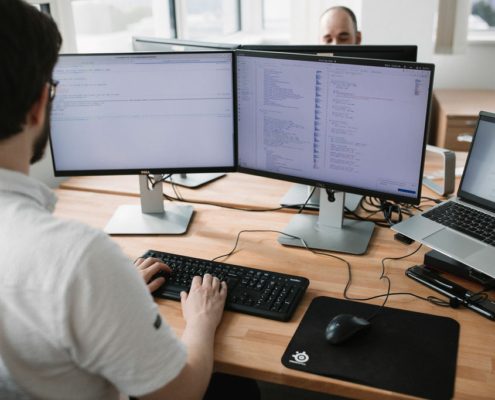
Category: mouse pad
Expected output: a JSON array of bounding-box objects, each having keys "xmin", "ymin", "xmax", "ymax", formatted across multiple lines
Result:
[{"xmin": 282, "ymin": 296, "xmax": 459, "ymax": 400}]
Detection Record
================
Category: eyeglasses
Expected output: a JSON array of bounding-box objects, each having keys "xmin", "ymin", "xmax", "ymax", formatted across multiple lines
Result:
[{"xmin": 48, "ymin": 79, "xmax": 59, "ymax": 101}]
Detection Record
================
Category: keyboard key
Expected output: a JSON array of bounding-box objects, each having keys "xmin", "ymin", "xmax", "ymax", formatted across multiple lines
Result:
[{"xmin": 424, "ymin": 202, "xmax": 495, "ymax": 245}]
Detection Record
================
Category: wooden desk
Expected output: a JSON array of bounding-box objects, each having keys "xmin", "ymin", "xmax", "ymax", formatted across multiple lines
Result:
[
  {"xmin": 430, "ymin": 89, "xmax": 495, "ymax": 151},
  {"xmin": 53, "ymin": 188, "xmax": 495, "ymax": 400},
  {"xmin": 60, "ymin": 150, "xmax": 466, "ymax": 211},
  {"xmin": 60, "ymin": 172, "xmax": 294, "ymax": 211}
]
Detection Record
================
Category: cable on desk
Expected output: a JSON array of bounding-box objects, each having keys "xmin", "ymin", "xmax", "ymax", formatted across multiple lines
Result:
[
  {"xmin": 298, "ymin": 186, "xmax": 316, "ymax": 214},
  {"xmin": 160, "ymin": 177, "xmax": 325, "ymax": 213},
  {"xmin": 349, "ymin": 195, "xmax": 443, "ymax": 228},
  {"xmin": 344, "ymin": 206, "xmax": 391, "ymax": 228},
  {"xmin": 155, "ymin": 173, "xmax": 441, "ymax": 225},
  {"xmin": 211, "ymin": 229, "xmax": 306, "ymax": 262},
  {"xmin": 343, "ymin": 196, "xmax": 406, "ymax": 228},
  {"xmin": 420, "ymin": 196, "xmax": 443, "ymax": 205},
  {"xmin": 169, "ymin": 182, "xmax": 285, "ymax": 212},
  {"xmin": 212, "ymin": 230, "xmax": 452, "ymax": 314},
  {"xmin": 147, "ymin": 174, "xmax": 172, "ymax": 189}
]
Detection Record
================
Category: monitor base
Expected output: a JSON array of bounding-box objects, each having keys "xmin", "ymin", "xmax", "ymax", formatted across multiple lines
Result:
[
  {"xmin": 164, "ymin": 173, "xmax": 225, "ymax": 188},
  {"xmin": 104, "ymin": 204, "xmax": 193, "ymax": 235},
  {"xmin": 279, "ymin": 214, "xmax": 374, "ymax": 255},
  {"xmin": 280, "ymin": 184, "xmax": 362, "ymax": 212}
]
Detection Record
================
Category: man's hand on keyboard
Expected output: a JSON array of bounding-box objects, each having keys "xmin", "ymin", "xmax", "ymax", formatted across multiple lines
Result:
[
  {"xmin": 134, "ymin": 257, "xmax": 172, "ymax": 293},
  {"xmin": 180, "ymin": 274, "xmax": 227, "ymax": 333}
]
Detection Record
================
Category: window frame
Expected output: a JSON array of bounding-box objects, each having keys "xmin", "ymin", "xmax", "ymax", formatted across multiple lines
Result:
[{"xmin": 468, "ymin": 0, "xmax": 495, "ymax": 44}]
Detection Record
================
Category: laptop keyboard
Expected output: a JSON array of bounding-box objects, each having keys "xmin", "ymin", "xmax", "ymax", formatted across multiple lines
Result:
[
  {"xmin": 143, "ymin": 250, "xmax": 310, "ymax": 321},
  {"xmin": 423, "ymin": 202, "xmax": 495, "ymax": 245}
]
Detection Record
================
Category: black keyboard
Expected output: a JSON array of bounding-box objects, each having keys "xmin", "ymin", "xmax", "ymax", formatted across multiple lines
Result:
[
  {"xmin": 143, "ymin": 250, "xmax": 310, "ymax": 321},
  {"xmin": 423, "ymin": 202, "xmax": 495, "ymax": 245}
]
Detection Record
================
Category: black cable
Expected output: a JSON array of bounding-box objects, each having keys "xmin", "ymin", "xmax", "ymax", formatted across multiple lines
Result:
[
  {"xmin": 366, "ymin": 244, "xmax": 451, "ymax": 319},
  {"xmin": 352, "ymin": 195, "xmax": 440, "ymax": 226},
  {"xmin": 349, "ymin": 197, "xmax": 404, "ymax": 227},
  {"xmin": 421, "ymin": 196, "xmax": 444, "ymax": 204},
  {"xmin": 147, "ymin": 174, "xmax": 173, "ymax": 189},
  {"xmin": 298, "ymin": 186, "xmax": 316, "ymax": 214},
  {"xmin": 467, "ymin": 291, "xmax": 489, "ymax": 304},
  {"xmin": 211, "ymin": 229, "xmax": 304, "ymax": 262},
  {"xmin": 344, "ymin": 207, "xmax": 391, "ymax": 228},
  {"xmin": 309, "ymin": 243, "xmax": 451, "ymax": 316},
  {"xmin": 212, "ymin": 230, "xmax": 451, "ymax": 314},
  {"xmin": 170, "ymin": 182, "xmax": 285, "ymax": 212},
  {"xmin": 166, "ymin": 180, "xmax": 328, "ymax": 213}
]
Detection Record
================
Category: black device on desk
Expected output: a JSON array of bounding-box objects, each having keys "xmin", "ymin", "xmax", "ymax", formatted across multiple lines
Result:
[
  {"xmin": 425, "ymin": 249, "xmax": 495, "ymax": 285},
  {"xmin": 143, "ymin": 250, "xmax": 309, "ymax": 321},
  {"xmin": 406, "ymin": 265, "xmax": 495, "ymax": 321}
]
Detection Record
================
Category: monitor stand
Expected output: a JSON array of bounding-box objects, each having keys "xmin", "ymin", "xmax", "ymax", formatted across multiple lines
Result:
[
  {"xmin": 278, "ymin": 190, "xmax": 374, "ymax": 254},
  {"xmin": 105, "ymin": 175, "xmax": 193, "ymax": 235},
  {"xmin": 280, "ymin": 184, "xmax": 362, "ymax": 212},
  {"xmin": 164, "ymin": 173, "xmax": 225, "ymax": 188}
]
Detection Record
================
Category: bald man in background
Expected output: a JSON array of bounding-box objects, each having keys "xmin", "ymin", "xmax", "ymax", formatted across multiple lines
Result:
[{"xmin": 320, "ymin": 6, "xmax": 362, "ymax": 45}]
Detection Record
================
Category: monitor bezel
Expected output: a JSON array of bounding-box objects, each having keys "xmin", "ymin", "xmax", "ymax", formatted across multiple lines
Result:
[
  {"xmin": 49, "ymin": 51, "xmax": 238, "ymax": 177},
  {"xmin": 239, "ymin": 44, "xmax": 417, "ymax": 62},
  {"xmin": 457, "ymin": 111, "xmax": 495, "ymax": 212},
  {"xmin": 234, "ymin": 50, "xmax": 434, "ymax": 205},
  {"xmin": 132, "ymin": 36, "xmax": 240, "ymax": 52}
]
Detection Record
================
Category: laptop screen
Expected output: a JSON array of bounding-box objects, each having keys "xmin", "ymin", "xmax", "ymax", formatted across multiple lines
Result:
[{"xmin": 458, "ymin": 111, "xmax": 495, "ymax": 212}]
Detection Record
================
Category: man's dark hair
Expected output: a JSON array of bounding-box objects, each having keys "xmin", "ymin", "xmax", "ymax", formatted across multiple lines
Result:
[
  {"xmin": 0, "ymin": 0, "xmax": 62, "ymax": 140},
  {"xmin": 322, "ymin": 6, "xmax": 358, "ymax": 33}
]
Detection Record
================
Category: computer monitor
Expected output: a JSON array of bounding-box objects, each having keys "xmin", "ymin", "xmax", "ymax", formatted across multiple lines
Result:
[
  {"xmin": 236, "ymin": 50, "xmax": 434, "ymax": 254},
  {"xmin": 132, "ymin": 36, "xmax": 238, "ymax": 188},
  {"xmin": 242, "ymin": 45, "xmax": 419, "ymax": 211},
  {"xmin": 50, "ymin": 51, "xmax": 235, "ymax": 234},
  {"xmin": 132, "ymin": 36, "xmax": 239, "ymax": 52},
  {"xmin": 240, "ymin": 44, "xmax": 418, "ymax": 62}
]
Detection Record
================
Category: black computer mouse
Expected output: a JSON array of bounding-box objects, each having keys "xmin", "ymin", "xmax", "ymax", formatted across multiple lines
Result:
[{"xmin": 324, "ymin": 314, "xmax": 371, "ymax": 345}]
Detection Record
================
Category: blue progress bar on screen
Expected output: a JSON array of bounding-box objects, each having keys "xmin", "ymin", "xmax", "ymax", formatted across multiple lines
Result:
[{"xmin": 398, "ymin": 188, "xmax": 416, "ymax": 194}]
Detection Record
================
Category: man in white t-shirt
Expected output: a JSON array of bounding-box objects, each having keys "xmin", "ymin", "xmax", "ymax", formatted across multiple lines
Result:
[{"xmin": 0, "ymin": 1, "xmax": 232, "ymax": 399}]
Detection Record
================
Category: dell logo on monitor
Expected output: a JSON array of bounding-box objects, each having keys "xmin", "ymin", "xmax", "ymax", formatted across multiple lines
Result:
[{"xmin": 140, "ymin": 170, "xmax": 151, "ymax": 175}]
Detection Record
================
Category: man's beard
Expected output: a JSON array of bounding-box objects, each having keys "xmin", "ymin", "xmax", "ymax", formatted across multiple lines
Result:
[{"xmin": 30, "ymin": 103, "xmax": 51, "ymax": 165}]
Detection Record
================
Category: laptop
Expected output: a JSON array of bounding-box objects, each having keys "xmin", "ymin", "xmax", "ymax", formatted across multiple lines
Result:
[{"xmin": 392, "ymin": 111, "xmax": 495, "ymax": 278}]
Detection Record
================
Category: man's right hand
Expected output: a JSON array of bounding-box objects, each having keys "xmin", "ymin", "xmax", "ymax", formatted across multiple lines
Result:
[
  {"xmin": 141, "ymin": 274, "xmax": 227, "ymax": 400},
  {"xmin": 180, "ymin": 274, "xmax": 227, "ymax": 333}
]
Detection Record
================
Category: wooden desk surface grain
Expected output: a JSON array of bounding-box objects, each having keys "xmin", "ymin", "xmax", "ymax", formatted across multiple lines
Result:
[
  {"xmin": 53, "ymin": 189, "xmax": 495, "ymax": 400},
  {"xmin": 60, "ymin": 150, "xmax": 468, "ymax": 213},
  {"xmin": 60, "ymin": 172, "xmax": 294, "ymax": 211}
]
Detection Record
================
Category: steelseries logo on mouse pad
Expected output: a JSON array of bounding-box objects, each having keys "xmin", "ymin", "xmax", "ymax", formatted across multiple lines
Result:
[{"xmin": 290, "ymin": 351, "xmax": 309, "ymax": 366}]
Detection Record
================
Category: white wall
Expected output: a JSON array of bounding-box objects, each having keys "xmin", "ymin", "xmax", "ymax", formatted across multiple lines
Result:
[
  {"xmin": 360, "ymin": 0, "xmax": 436, "ymax": 60},
  {"xmin": 292, "ymin": 0, "xmax": 495, "ymax": 90},
  {"xmin": 432, "ymin": 43, "xmax": 495, "ymax": 89},
  {"xmin": 360, "ymin": 0, "xmax": 495, "ymax": 89}
]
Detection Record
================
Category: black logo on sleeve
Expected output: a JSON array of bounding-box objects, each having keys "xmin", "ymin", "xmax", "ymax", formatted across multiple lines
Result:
[{"xmin": 153, "ymin": 314, "xmax": 162, "ymax": 330}]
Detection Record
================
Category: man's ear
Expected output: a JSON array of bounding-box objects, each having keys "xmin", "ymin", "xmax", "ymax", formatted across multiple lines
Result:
[
  {"xmin": 356, "ymin": 31, "xmax": 362, "ymax": 45},
  {"xmin": 26, "ymin": 84, "xmax": 49, "ymax": 129}
]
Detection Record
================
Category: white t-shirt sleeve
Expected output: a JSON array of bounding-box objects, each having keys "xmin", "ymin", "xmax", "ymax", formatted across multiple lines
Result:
[{"xmin": 60, "ymin": 232, "xmax": 187, "ymax": 397}]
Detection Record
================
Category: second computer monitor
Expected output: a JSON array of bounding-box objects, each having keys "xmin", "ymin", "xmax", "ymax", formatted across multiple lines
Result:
[
  {"xmin": 50, "ymin": 51, "xmax": 235, "ymax": 234},
  {"xmin": 236, "ymin": 50, "xmax": 434, "ymax": 253},
  {"xmin": 240, "ymin": 44, "xmax": 417, "ymax": 62},
  {"xmin": 241, "ymin": 45, "xmax": 418, "ymax": 211}
]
